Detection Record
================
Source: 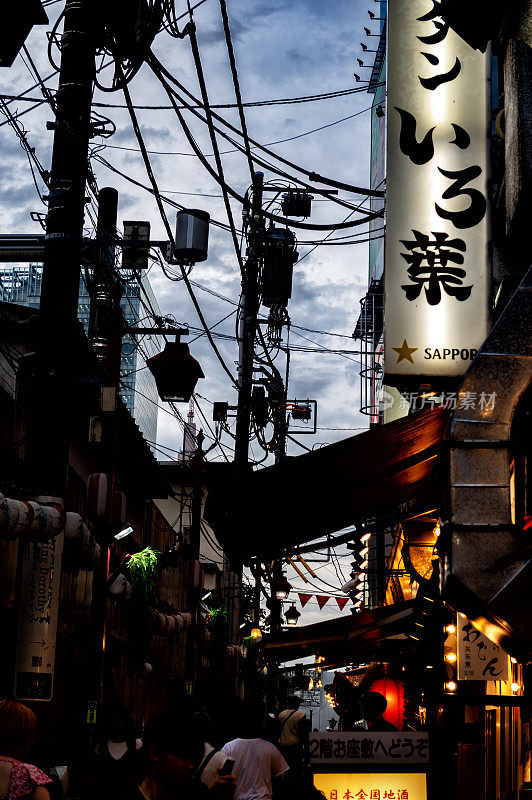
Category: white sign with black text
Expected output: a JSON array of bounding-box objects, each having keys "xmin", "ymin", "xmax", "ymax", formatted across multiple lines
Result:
[
  {"xmin": 385, "ymin": 0, "xmax": 490, "ymax": 381},
  {"xmin": 309, "ymin": 733, "xmax": 429, "ymax": 766}
]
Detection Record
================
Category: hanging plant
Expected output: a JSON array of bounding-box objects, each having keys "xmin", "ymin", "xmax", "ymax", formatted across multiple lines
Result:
[
  {"xmin": 123, "ymin": 547, "xmax": 160, "ymax": 673},
  {"xmin": 206, "ymin": 608, "xmax": 228, "ymax": 643}
]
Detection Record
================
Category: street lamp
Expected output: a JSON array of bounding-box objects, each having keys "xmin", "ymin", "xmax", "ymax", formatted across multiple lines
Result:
[
  {"xmin": 285, "ymin": 605, "xmax": 301, "ymax": 626},
  {"xmin": 273, "ymin": 574, "xmax": 292, "ymax": 600}
]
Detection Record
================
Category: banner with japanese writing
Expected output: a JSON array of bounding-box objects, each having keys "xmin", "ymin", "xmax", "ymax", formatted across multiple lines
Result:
[
  {"xmin": 384, "ymin": 0, "xmax": 490, "ymax": 381},
  {"xmin": 309, "ymin": 732, "xmax": 429, "ymax": 765},
  {"xmin": 457, "ymin": 616, "xmax": 510, "ymax": 681},
  {"xmin": 15, "ymin": 536, "xmax": 64, "ymax": 702},
  {"xmin": 313, "ymin": 773, "xmax": 427, "ymax": 800}
]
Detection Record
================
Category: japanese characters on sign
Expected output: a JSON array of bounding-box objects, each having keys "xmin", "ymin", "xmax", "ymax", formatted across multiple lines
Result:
[
  {"xmin": 385, "ymin": 0, "xmax": 490, "ymax": 381},
  {"xmin": 15, "ymin": 536, "xmax": 64, "ymax": 702},
  {"xmin": 313, "ymin": 773, "xmax": 427, "ymax": 800},
  {"xmin": 309, "ymin": 733, "xmax": 429, "ymax": 765},
  {"xmin": 457, "ymin": 616, "xmax": 510, "ymax": 681}
]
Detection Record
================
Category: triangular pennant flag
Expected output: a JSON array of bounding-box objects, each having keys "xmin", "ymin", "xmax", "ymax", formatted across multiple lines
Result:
[
  {"xmin": 316, "ymin": 595, "xmax": 330, "ymax": 610},
  {"xmin": 298, "ymin": 593, "xmax": 312, "ymax": 608},
  {"xmin": 336, "ymin": 597, "xmax": 349, "ymax": 611}
]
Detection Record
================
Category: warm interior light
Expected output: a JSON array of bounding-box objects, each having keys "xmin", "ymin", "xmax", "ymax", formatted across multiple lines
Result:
[
  {"xmin": 250, "ymin": 627, "xmax": 263, "ymax": 640},
  {"xmin": 361, "ymin": 533, "xmax": 371, "ymax": 543},
  {"xmin": 446, "ymin": 624, "xmax": 456, "ymax": 634},
  {"xmin": 360, "ymin": 547, "xmax": 369, "ymax": 557},
  {"xmin": 446, "ymin": 653, "xmax": 457, "ymax": 663},
  {"xmin": 511, "ymin": 657, "xmax": 518, "ymax": 664},
  {"xmin": 511, "ymin": 683, "xmax": 520, "ymax": 692},
  {"xmin": 360, "ymin": 560, "xmax": 369, "ymax": 570},
  {"xmin": 446, "ymin": 681, "xmax": 457, "ymax": 692}
]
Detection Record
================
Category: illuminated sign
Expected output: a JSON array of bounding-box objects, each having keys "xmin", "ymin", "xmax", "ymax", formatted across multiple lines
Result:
[
  {"xmin": 457, "ymin": 616, "xmax": 510, "ymax": 681},
  {"xmin": 310, "ymin": 733, "xmax": 429, "ymax": 765},
  {"xmin": 384, "ymin": 0, "xmax": 490, "ymax": 382},
  {"xmin": 314, "ymin": 773, "xmax": 427, "ymax": 800}
]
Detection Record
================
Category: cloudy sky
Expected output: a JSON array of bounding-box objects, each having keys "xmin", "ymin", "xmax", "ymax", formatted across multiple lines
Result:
[{"xmin": 0, "ymin": 0, "xmax": 382, "ymax": 624}]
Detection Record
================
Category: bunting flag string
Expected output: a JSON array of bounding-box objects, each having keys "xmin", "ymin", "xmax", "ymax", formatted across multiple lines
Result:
[{"xmin": 297, "ymin": 592, "xmax": 352, "ymax": 610}]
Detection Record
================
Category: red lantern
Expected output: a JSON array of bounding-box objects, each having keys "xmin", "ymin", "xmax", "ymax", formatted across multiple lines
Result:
[{"xmin": 370, "ymin": 677, "xmax": 405, "ymax": 730}]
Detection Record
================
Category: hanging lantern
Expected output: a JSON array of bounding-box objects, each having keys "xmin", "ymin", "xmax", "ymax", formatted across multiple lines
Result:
[
  {"xmin": 273, "ymin": 574, "xmax": 292, "ymax": 600},
  {"xmin": 147, "ymin": 340, "xmax": 204, "ymax": 403},
  {"xmin": 250, "ymin": 627, "xmax": 263, "ymax": 641},
  {"xmin": 285, "ymin": 604, "xmax": 301, "ymax": 626}
]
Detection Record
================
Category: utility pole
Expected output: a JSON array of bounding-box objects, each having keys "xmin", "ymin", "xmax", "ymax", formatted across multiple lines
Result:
[
  {"xmin": 235, "ymin": 171, "xmax": 264, "ymax": 466},
  {"xmin": 87, "ymin": 187, "xmax": 120, "ymax": 724},
  {"xmin": 26, "ymin": 0, "xmax": 95, "ymax": 496}
]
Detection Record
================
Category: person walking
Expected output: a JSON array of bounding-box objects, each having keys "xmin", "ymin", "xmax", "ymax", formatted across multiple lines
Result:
[
  {"xmin": 122, "ymin": 713, "xmax": 235, "ymax": 800},
  {"xmin": 222, "ymin": 701, "xmax": 289, "ymax": 800},
  {"xmin": 0, "ymin": 699, "xmax": 52, "ymax": 800},
  {"xmin": 277, "ymin": 697, "xmax": 309, "ymax": 769},
  {"xmin": 86, "ymin": 704, "xmax": 142, "ymax": 800}
]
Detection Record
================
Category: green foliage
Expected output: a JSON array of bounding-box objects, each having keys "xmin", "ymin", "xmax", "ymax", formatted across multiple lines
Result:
[
  {"xmin": 126, "ymin": 547, "xmax": 159, "ymax": 617},
  {"xmin": 124, "ymin": 547, "xmax": 160, "ymax": 671},
  {"xmin": 206, "ymin": 607, "xmax": 229, "ymax": 643}
]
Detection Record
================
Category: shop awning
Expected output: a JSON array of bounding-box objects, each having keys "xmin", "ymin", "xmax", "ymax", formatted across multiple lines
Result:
[
  {"xmin": 204, "ymin": 407, "xmax": 450, "ymax": 560},
  {"xmin": 262, "ymin": 601, "xmax": 414, "ymax": 664}
]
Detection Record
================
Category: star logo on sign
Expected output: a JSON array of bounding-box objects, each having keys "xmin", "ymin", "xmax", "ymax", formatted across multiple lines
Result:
[{"xmin": 392, "ymin": 339, "xmax": 418, "ymax": 364}]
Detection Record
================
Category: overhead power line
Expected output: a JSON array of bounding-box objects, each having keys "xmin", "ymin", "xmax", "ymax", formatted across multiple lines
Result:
[{"xmin": 149, "ymin": 52, "xmax": 385, "ymax": 199}]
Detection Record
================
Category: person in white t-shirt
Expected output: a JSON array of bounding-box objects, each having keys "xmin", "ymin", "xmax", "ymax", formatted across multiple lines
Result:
[
  {"xmin": 192, "ymin": 712, "xmax": 230, "ymax": 790},
  {"xmin": 221, "ymin": 701, "xmax": 289, "ymax": 800}
]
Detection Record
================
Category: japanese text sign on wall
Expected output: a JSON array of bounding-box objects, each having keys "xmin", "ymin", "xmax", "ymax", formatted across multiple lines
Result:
[
  {"xmin": 457, "ymin": 616, "xmax": 510, "ymax": 681},
  {"xmin": 15, "ymin": 536, "xmax": 64, "ymax": 702},
  {"xmin": 313, "ymin": 773, "xmax": 427, "ymax": 800},
  {"xmin": 309, "ymin": 733, "xmax": 429, "ymax": 765},
  {"xmin": 385, "ymin": 0, "xmax": 490, "ymax": 382}
]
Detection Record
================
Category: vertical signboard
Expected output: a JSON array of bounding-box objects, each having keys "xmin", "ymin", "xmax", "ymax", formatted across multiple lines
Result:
[
  {"xmin": 457, "ymin": 616, "xmax": 510, "ymax": 681},
  {"xmin": 385, "ymin": 0, "xmax": 490, "ymax": 382},
  {"xmin": 15, "ymin": 535, "xmax": 64, "ymax": 701}
]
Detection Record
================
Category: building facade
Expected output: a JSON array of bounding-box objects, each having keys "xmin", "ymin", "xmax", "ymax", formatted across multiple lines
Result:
[{"xmin": 0, "ymin": 264, "xmax": 161, "ymax": 443}]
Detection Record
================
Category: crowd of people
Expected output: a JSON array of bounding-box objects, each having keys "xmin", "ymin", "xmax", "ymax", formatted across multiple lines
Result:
[{"xmin": 0, "ymin": 690, "xmax": 395, "ymax": 800}]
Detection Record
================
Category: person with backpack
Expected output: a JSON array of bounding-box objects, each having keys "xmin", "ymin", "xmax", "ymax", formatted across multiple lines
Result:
[{"xmin": 277, "ymin": 697, "xmax": 309, "ymax": 769}]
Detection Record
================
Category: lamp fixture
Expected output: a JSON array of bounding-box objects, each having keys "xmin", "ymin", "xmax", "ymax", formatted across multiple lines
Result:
[
  {"xmin": 201, "ymin": 591, "xmax": 212, "ymax": 602},
  {"xmin": 285, "ymin": 604, "xmax": 301, "ymax": 626},
  {"xmin": 273, "ymin": 574, "xmax": 292, "ymax": 600},
  {"xmin": 361, "ymin": 533, "xmax": 371, "ymax": 543},
  {"xmin": 446, "ymin": 624, "xmax": 456, "ymax": 634},
  {"xmin": 511, "ymin": 682, "xmax": 520, "ymax": 692},
  {"xmin": 250, "ymin": 627, "xmax": 263, "ymax": 641},
  {"xmin": 446, "ymin": 653, "xmax": 457, "ymax": 663},
  {"xmin": 114, "ymin": 523, "xmax": 134, "ymax": 540},
  {"xmin": 446, "ymin": 681, "xmax": 457, "ymax": 692}
]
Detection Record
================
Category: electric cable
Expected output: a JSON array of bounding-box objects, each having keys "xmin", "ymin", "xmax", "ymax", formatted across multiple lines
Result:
[
  {"xmin": 217, "ymin": 0, "xmax": 254, "ymax": 179},
  {"xmin": 115, "ymin": 62, "xmax": 239, "ymax": 388},
  {"xmin": 185, "ymin": 20, "xmax": 244, "ymax": 272},
  {"xmin": 149, "ymin": 52, "xmax": 385, "ymax": 199},
  {"xmin": 151, "ymin": 62, "xmax": 383, "ymax": 231},
  {"xmin": 149, "ymin": 60, "xmax": 380, "ymax": 218}
]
